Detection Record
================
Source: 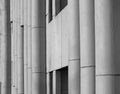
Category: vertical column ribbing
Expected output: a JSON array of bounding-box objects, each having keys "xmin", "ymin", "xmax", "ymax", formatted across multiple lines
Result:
[
  {"xmin": 27, "ymin": 0, "xmax": 32, "ymax": 93},
  {"xmin": 68, "ymin": 0, "xmax": 80, "ymax": 94},
  {"xmin": 53, "ymin": 71, "xmax": 56, "ymax": 94},
  {"xmin": 17, "ymin": 25, "xmax": 24, "ymax": 94},
  {"xmin": 11, "ymin": 0, "xmax": 15, "ymax": 93},
  {"xmin": 32, "ymin": 0, "xmax": 46, "ymax": 94},
  {"xmin": 17, "ymin": 0, "xmax": 24, "ymax": 93},
  {"xmin": 79, "ymin": 0, "xmax": 95, "ymax": 94},
  {"xmin": 15, "ymin": 0, "xmax": 19, "ymax": 93},
  {"xmin": 47, "ymin": 73, "xmax": 50, "ymax": 94},
  {"xmin": 95, "ymin": 0, "xmax": 120, "ymax": 94},
  {"xmin": 12, "ymin": 0, "xmax": 16, "ymax": 93},
  {"xmin": 1, "ymin": 0, "xmax": 11, "ymax": 94},
  {"xmin": 24, "ymin": 0, "xmax": 28, "ymax": 94}
]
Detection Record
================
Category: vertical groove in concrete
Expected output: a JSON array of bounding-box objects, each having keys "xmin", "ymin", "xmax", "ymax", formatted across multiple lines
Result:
[
  {"xmin": 32, "ymin": 0, "xmax": 46, "ymax": 94},
  {"xmin": 1, "ymin": 0, "xmax": 11, "ymax": 94},
  {"xmin": 68, "ymin": 0, "xmax": 80, "ymax": 94},
  {"xmin": 79, "ymin": 0, "xmax": 95, "ymax": 94}
]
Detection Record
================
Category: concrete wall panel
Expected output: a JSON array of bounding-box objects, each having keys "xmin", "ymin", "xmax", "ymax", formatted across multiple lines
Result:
[{"xmin": 61, "ymin": 7, "xmax": 69, "ymax": 67}]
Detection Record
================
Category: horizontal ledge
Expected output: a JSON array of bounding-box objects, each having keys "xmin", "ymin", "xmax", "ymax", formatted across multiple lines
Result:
[
  {"xmin": 81, "ymin": 65, "xmax": 95, "ymax": 69},
  {"xmin": 69, "ymin": 59, "xmax": 80, "ymax": 61},
  {"xmin": 96, "ymin": 74, "xmax": 120, "ymax": 77}
]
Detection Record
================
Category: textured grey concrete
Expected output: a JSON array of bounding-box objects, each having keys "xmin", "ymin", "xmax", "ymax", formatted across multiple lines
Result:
[
  {"xmin": 95, "ymin": 0, "xmax": 120, "ymax": 94},
  {"xmin": 68, "ymin": 0, "xmax": 80, "ymax": 94},
  {"xmin": 0, "ymin": 0, "xmax": 11, "ymax": 94},
  {"xmin": 27, "ymin": 0, "xmax": 32, "ymax": 94},
  {"xmin": 79, "ymin": 0, "xmax": 95, "ymax": 94},
  {"xmin": 17, "ymin": 25, "xmax": 24, "ymax": 94},
  {"xmin": 32, "ymin": 0, "xmax": 46, "ymax": 94},
  {"xmin": 24, "ymin": 0, "xmax": 28, "ymax": 94}
]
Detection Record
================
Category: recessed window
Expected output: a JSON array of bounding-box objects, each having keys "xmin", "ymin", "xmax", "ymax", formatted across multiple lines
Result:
[
  {"xmin": 56, "ymin": 0, "xmax": 68, "ymax": 15},
  {"xmin": 56, "ymin": 67, "xmax": 68, "ymax": 94},
  {"xmin": 49, "ymin": 0, "xmax": 53, "ymax": 22}
]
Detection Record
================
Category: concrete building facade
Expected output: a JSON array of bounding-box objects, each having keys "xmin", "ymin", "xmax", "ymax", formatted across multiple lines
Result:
[{"xmin": 0, "ymin": 0, "xmax": 120, "ymax": 94}]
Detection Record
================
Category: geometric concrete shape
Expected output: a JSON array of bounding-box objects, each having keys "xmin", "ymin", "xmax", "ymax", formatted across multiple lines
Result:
[
  {"xmin": 32, "ymin": 28, "xmax": 46, "ymax": 73},
  {"xmin": 69, "ymin": 60, "xmax": 80, "ymax": 94},
  {"xmin": 32, "ymin": 73, "xmax": 46, "ymax": 94},
  {"xmin": 80, "ymin": 0, "xmax": 95, "ymax": 67},
  {"xmin": 96, "ymin": 76, "xmax": 120, "ymax": 94},
  {"xmin": 32, "ymin": 0, "xmax": 46, "ymax": 27},
  {"xmin": 81, "ymin": 67, "xmax": 95, "ymax": 94},
  {"xmin": 61, "ymin": 7, "xmax": 69, "ymax": 67},
  {"xmin": 95, "ymin": 0, "xmax": 120, "ymax": 75}
]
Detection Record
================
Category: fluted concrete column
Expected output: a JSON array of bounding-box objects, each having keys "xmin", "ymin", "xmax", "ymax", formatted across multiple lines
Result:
[
  {"xmin": 79, "ymin": 0, "xmax": 95, "ymax": 94},
  {"xmin": 11, "ymin": 20, "xmax": 15, "ymax": 94},
  {"xmin": 1, "ymin": 0, "xmax": 11, "ymax": 94},
  {"xmin": 68, "ymin": 0, "xmax": 80, "ymax": 94},
  {"xmin": 17, "ymin": 25, "xmax": 24, "ymax": 94},
  {"xmin": 12, "ymin": 0, "xmax": 16, "ymax": 94},
  {"xmin": 12, "ymin": 22, "xmax": 16, "ymax": 94},
  {"xmin": 24, "ymin": 0, "xmax": 28, "ymax": 93},
  {"xmin": 47, "ymin": 73, "xmax": 50, "ymax": 94},
  {"xmin": 53, "ymin": 71, "xmax": 56, "ymax": 94},
  {"xmin": 95, "ymin": 0, "xmax": 120, "ymax": 94},
  {"xmin": 27, "ymin": 0, "xmax": 32, "ymax": 93},
  {"xmin": 32, "ymin": 0, "xmax": 46, "ymax": 94}
]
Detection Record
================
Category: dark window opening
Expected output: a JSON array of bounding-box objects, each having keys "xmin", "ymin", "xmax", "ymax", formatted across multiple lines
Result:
[
  {"xmin": 56, "ymin": 0, "xmax": 68, "ymax": 15},
  {"xmin": 56, "ymin": 67, "xmax": 68, "ymax": 94},
  {"xmin": 50, "ymin": 72, "xmax": 53, "ymax": 94},
  {"xmin": 49, "ymin": 0, "xmax": 53, "ymax": 22}
]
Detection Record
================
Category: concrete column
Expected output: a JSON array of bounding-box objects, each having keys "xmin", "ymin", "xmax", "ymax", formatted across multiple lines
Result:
[
  {"xmin": 15, "ymin": 25, "xmax": 18, "ymax": 94},
  {"xmin": 68, "ymin": 0, "xmax": 80, "ymax": 94},
  {"xmin": 24, "ymin": 0, "xmax": 28, "ymax": 93},
  {"xmin": 17, "ymin": 25, "xmax": 24, "ymax": 94},
  {"xmin": 1, "ymin": 0, "xmax": 11, "ymax": 94},
  {"xmin": 12, "ymin": 22, "xmax": 16, "ymax": 94},
  {"xmin": 52, "ymin": 0, "xmax": 56, "ymax": 18},
  {"xmin": 47, "ymin": 73, "xmax": 50, "ymax": 94},
  {"xmin": 12, "ymin": 0, "xmax": 16, "ymax": 94},
  {"xmin": 15, "ymin": 1, "xmax": 19, "ymax": 93},
  {"xmin": 79, "ymin": 0, "xmax": 95, "ymax": 94},
  {"xmin": 95, "ymin": 0, "xmax": 120, "ymax": 94},
  {"xmin": 11, "ymin": 20, "xmax": 14, "ymax": 94},
  {"xmin": 53, "ymin": 71, "xmax": 56, "ymax": 94},
  {"xmin": 32, "ymin": 0, "xmax": 46, "ymax": 94},
  {"xmin": 27, "ymin": 0, "xmax": 32, "ymax": 93}
]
